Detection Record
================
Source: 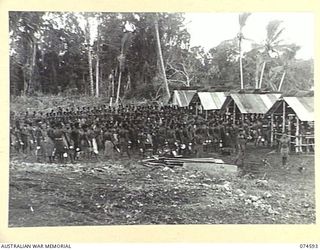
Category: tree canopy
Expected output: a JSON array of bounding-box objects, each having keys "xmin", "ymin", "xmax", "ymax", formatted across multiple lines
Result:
[{"xmin": 9, "ymin": 12, "xmax": 314, "ymax": 101}]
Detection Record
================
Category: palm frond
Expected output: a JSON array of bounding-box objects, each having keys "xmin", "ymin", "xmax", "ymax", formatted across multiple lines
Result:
[
  {"xmin": 238, "ymin": 13, "xmax": 251, "ymax": 29},
  {"xmin": 266, "ymin": 20, "xmax": 284, "ymax": 42},
  {"xmin": 269, "ymin": 27, "xmax": 285, "ymax": 45},
  {"xmin": 242, "ymin": 36, "xmax": 255, "ymax": 42}
]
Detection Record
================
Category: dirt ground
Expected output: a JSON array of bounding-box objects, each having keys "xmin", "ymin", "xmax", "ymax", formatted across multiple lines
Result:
[{"xmin": 8, "ymin": 145, "xmax": 315, "ymax": 227}]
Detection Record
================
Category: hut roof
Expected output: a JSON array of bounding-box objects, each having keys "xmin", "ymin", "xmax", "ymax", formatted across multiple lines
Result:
[
  {"xmin": 169, "ymin": 90, "xmax": 197, "ymax": 107},
  {"xmin": 194, "ymin": 92, "xmax": 228, "ymax": 110},
  {"xmin": 267, "ymin": 97, "xmax": 314, "ymax": 121},
  {"xmin": 221, "ymin": 93, "xmax": 281, "ymax": 114}
]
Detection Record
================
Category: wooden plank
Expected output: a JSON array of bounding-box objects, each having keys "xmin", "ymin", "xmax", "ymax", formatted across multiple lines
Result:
[
  {"xmin": 164, "ymin": 158, "xmax": 225, "ymax": 164},
  {"xmin": 183, "ymin": 162, "xmax": 238, "ymax": 176}
]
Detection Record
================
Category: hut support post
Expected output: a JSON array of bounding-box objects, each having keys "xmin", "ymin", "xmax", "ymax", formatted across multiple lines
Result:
[
  {"xmin": 196, "ymin": 102, "xmax": 198, "ymax": 116},
  {"xmin": 233, "ymin": 101, "xmax": 236, "ymax": 125},
  {"xmin": 270, "ymin": 114, "xmax": 274, "ymax": 147},
  {"xmin": 299, "ymin": 125, "xmax": 303, "ymax": 153},
  {"xmin": 288, "ymin": 117, "xmax": 291, "ymax": 150},
  {"xmin": 295, "ymin": 116, "xmax": 300, "ymax": 153},
  {"xmin": 282, "ymin": 101, "xmax": 286, "ymax": 134},
  {"xmin": 205, "ymin": 110, "xmax": 208, "ymax": 120}
]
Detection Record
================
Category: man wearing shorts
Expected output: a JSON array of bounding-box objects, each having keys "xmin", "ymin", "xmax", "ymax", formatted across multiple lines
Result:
[{"xmin": 279, "ymin": 133, "xmax": 290, "ymax": 167}]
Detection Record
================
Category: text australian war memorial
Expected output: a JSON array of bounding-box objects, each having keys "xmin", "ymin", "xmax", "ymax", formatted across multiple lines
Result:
[{"xmin": 8, "ymin": 12, "xmax": 315, "ymax": 226}]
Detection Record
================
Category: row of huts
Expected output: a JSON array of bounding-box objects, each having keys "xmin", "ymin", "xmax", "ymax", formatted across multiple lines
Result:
[{"xmin": 169, "ymin": 90, "xmax": 314, "ymax": 153}]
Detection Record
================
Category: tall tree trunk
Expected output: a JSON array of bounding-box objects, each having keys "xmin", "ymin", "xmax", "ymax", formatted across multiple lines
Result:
[
  {"xmin": 255, "ymin": 56, "xmax": 262, "ymax": 89},
  {"xmin": 115, "ymin": 70, "xmax": 122, "ymax": 106},
  {"xmin": 115, "ymin": 36, "xmax": 127, "ymax": 105},
  {"xmin": 259, "ymin": 61, "xmax": 266, "ymax": 89},
  {"xmin": 100, "ymin": 61, "xmax": 103, "ymax": 95},
  {"xmin": 124, "ymin": 74, "xmax": 131, "ymax": 97},
  {"xmin": 85, "ymin": 17, "xmax": 94, "ymax": 96},
  {"xmin": 115, "ymin": 53, "xmax": 124, "ymax": 106},
  {"xmin": 95, "ymin": 25, "xmax": 100, "ymax": 97},
  {"xmin": 82, "ymin": 72, "xmax": 85, "ymax": 94},
  {"xmin": 23, "ymin": 42, "xmax": 37, "ymax": 95},
  {"xmin": 186, "ymin": 75, "xmax": 190, "ymax": 87},
  {"xmin": 238, "ymin": 13, "xmax": 251, "ymax": 90},
  {"xmin": 22, "ymin": 69, "xmax": 28, "ymax": 96},
  {"xmin": 278, "ymin": 71, "xmax": 286, "ymax": 91},
  {"xmin": 88, "ymin": 47, "xmax": 94, "ymax": 96},
  {"xmin": 154, "ymin": 16, "xmax": 170, "ymax": 101},
  {"xmin": 109, "ymin": 72, "xmax": 114, "ymax": 106},
  {"xmin": 239, "ymin": 37, "xmax": 244, "ymax": 90},
  {"xmin": 28, "ymin": 42, "xmax": 37, "ymax": 94},
  {"xmin": 95, "ymin": 55, "xmax": 99, "ymax": 97},
  {"xmin": 51, "ymin": 62, "xmax": 57, "ymax": 91},
  {"xmin": 112, "ymin": 68, "xmax": 116, "ymax": 98}
]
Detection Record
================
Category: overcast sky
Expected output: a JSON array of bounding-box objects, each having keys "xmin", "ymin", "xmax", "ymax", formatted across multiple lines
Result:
[
  {"xmin": 69, "ymin": 12, "xmax": 314, "ymax": 60},
  {"xmin": 184, "ymin": 12, "xmax": 314, "ymax": 60}
]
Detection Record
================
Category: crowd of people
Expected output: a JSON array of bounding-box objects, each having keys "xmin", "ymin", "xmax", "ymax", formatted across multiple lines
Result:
[{"xmin": 9, "ymin": 104, "xmax": 276, "ymax": 165}]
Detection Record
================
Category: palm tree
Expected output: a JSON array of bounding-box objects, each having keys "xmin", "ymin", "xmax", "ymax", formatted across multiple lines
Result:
[
  {"xmin": 255, "ymin": 20, "xmax": 286, "ymax": 89},
  {"xmin": 95, "ymin": 15, "xmax": 101, "ymax": 97},
  {"xmin": 277, "ymin": 45, "xmax": 300, "ymax": 91},
  {"xmin": 237, "ymin": 13, "xmax": 251, "ymax": 90},
  {"xmin": 85, "ymin": 14, "xmax": 94, "ymax": 96},
  {"xmin": 154, "ymin": 14, "xmax": 170, "ymax": 101},
  {"xmin": 115, "ymin": 22, "xmax": 135, "ymax": 106}
]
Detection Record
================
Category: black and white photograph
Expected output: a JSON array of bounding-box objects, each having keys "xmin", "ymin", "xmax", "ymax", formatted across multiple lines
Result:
[{"xmin": 8, "ymin": 11, "xmax": 315, "ymax": 227}]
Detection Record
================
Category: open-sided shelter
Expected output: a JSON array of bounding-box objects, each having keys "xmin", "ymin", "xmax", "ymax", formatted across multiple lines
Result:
[
  {"xmin": 220, "ymin": 93, "xmax": 281, "ymax": 122},
  {"xmin": 266, "ymin": 96, "xmax": 314, "ymax": 152}
]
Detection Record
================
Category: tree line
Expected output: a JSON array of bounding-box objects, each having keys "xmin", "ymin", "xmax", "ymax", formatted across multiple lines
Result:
[{"xmin": 9, "ymin": 12, "xmax": 314, "ymax": 102}]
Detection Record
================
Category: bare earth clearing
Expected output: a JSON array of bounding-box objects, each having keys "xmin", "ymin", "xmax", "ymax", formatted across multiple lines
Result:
[{"xmin": 9, "ymin": 146, "xmax": 315, "ymax": 226}]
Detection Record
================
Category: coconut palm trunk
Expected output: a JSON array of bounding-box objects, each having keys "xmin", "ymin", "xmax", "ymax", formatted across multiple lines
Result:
[
  {"xmin": 95, "ymin": 54, "xmax": 99, "ymax": 97},
  {"xmin": 85, "ymin": 16, "xmax": 94, "ymax": 96},
  {"xmin": 154, "ymin": 16, "xmax": 170, "ymax": 100},
  {"xmin": 115, "ymin": 67, "xmax": 122, "ymax": 106},
  {"xmin": 259, "ymin": 61, "xmax": 266, "ymax": 89},
  {"xmin": 255, "ymin": 54, "xmax": 262, "ymax": 89},
  {"xmin": 278, "ymin": 71, "xmax": 286, "ymax": 91},
  {"xmin": 22, "ymin": 68, "xmax": 28, "ymax": 96},
  {"xmin": 239, "ymin": 38, "xmax": 244, "ymax": 90},
  {"xmin": 88, "ymin": 47, "xmax": 94, "ymax": 96},
  {"xmin": 238, "ymin": 13, "xmax": 251, "ymax": 90},
  {"xmin": 95, "ymin": 25, "xmax": 100, "ymax": 97},
  {"xmin": 115, "ymin": 30, "xmax": 133, "ymax": 106},
  {"xmin": 115, "ymin": 49, "xmax": 125, "ymax": 106},
  {"xmin": 257, "ymin": 20, "xmax": 286, "ymax": 91}
]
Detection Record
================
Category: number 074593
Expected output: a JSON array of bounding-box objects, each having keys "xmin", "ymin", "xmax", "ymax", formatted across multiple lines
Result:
[{"xmin": 300, "ymin": 244, "xmax": 319, "ymax": 248}]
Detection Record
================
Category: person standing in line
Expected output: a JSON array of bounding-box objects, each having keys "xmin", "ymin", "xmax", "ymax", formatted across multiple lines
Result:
[
  {"xmin": 52, "ymin": 123, "xmax": 68, "ymax": 163},
  {"xmin": 119, "ymin": 125, "xmax": 131, "ymax": 158},
  {"xmin": 42, "ymin": 123, "xmax": 55, "ymax": 163},
  {"xmin": 20, "ymin": 124, "xmax": 29, "ymax": 154},
  {"xmin": 279, "ymin": 133, "xmax": 291, "ymax": 168},
  {"xmin": 234, "ymin": 130, "xmax": 247, "ymax": 167},
  {"xmin": 70, "ymin": 123, "xmax": 81, "ymax": 161},
  {"xmin": 103, "ymin": 127, "xmax": 115, "ymax": 161}
]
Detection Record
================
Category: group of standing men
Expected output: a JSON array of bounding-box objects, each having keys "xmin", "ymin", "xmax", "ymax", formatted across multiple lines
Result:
[{"xmin": 10, "ymin": 104, "xmax": 277, "ymax": 166}]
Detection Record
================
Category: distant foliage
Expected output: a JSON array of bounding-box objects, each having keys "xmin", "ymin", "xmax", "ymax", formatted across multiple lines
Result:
[{"xmin": 9, "ymin": 12, "xmax": 314, "ymax": 100}]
